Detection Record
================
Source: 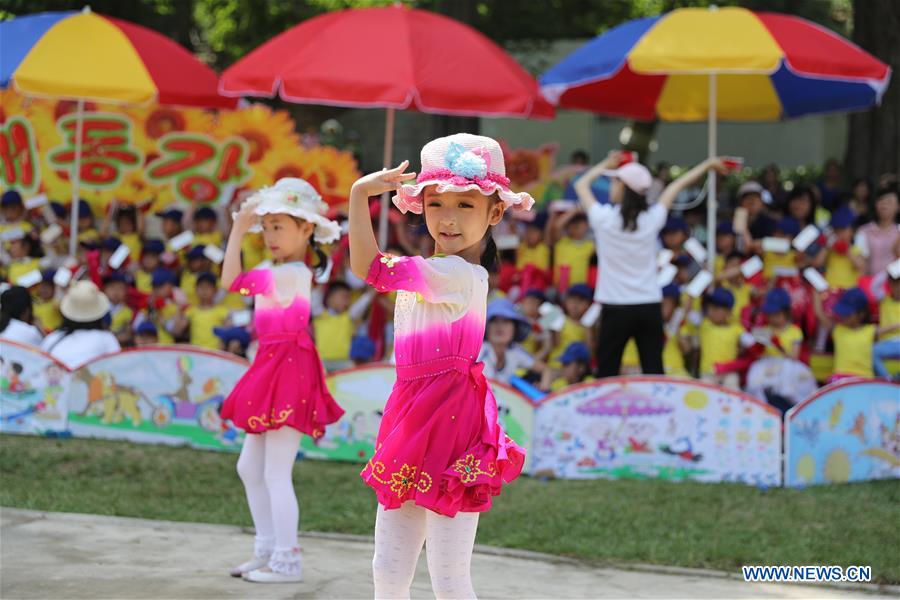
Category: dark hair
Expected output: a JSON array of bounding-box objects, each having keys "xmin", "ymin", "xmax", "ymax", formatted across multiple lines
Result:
[
  {"xmin": 481, "ymin": 229, "xmax": 499, "ymax": 273},
  {"xmin": 309, "ymin": 238, "xmax": 329, "ymax": 277},
  {"xmin": 876, "ymin": 183, "xmax": 898, "ymax": 200},
  {"xmin": 324, "ymin": 280, "xmax": 351, "ymax": 305},
  {"xmin": 44, "ymin": 317, "xmax": 108, "ymax": 353},
  {"xmin": 571, "ymin": 150, "xmax": 589, "ymax": 164},
  {"xmin": 621, "ymin": 186, "xmax": 648, "ymax": 232},
  {"xmin": 726, "ymin": 251, "xmax": 746, "ymax": 262},
  {"xmin": 786, "ymin": 185, "xmax": 818, "ymax": 225},
  {"xmin": 0, "ymin": 286, "xmax": 33, "ymax": 331},
  {"xmin": 16, "ymin": 233, "xmax": 44, "ymax": 259},
  {"xmin": 568, "ymin": 213, "xmax": 588, "ymax": 226}
]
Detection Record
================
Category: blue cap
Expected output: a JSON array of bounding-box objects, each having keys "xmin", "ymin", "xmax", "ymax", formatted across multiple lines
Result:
[
  {"xmin": 186, "ymin": 245, "xmax": 207, "ymax": 260},
  {"xmin": 567, "ymin": 283, "xmax": 593, "ymax": 301},
  {"xmin": 42, "ymin": 269, "xmax": 57, "ymax": 283},
  {"xmin": 523, "ymin": 288, "xmax": 546, "ymax": 302},
  {"xmin": 662, "ymin": 283, "xmax": 681, "ymax": 298},
  {"xmin": 350, "ymin": 335, "xmax": 376, "ymax": 362},
  {"xmin": 833, "ymin": 287, "xmax": 868, "ymax": 318},
  {"xmin": 1, "ymin": 190, "xmax": 23, "ymax": 207},
  {"xmin": 775, "ymin": 216, "xmax": 801, "ymax": 236},
  {"xmin": 486, "ymin": 298, "xmax": 531, "ymax": 342},
  {"xmin": 762, "ymin": 287, "xmax": 792, "ymax": 314},
  {"xmin": 194, "ymin": 207, "xmax": 217, "ymax": 221},
  {"xmin": 78, "ymin": 199, "xmax": 93, "ymax": 218},
  {"xmin": 706, "ymin": 287, "xmax": 735, "ymax": 310},
  {"xmin": 155, "ymin": 207, "xmax": 184, "ymax": 221},
  {"xmin": 661, "ymin": 216, "xmax": 689, "ymax": 234},
  {"xmin": 151, "ymin": 268, "xmax": 176, "ymax": 287},
  {"xmin": 102, "ymin": 237, "xmax": 122, "ymax": 251},
  {"xmin": 214, "ymin": 326, "xmax": 250, "ymax": 349},
  {"xmin": 716, "ymin": 222, "xmax": 735, "ymax": 236},
  {"xmin": 142, "ymin": 239, "xmax": 165, "ymax": 254},
  {"xmin": 527, "ymin": 210, "xmax": 549, "ymax": 230},
  {"xmin": 560, "ymin": 342, "xmax": 591, "ymax": 365},
  {"xmin": 135, "ymin": 321, "xmax": 158, "ymax": 336},
  {"xmin": 50, "ymin": 201, "xmax": 67, "ymax": 218},
  {"xmin": 673, "ymin": 254, "xmax": 694, "ymax": 267},
  {"xmin": 103, "ymin": 272, "xmax": 129, "ymax": 286},
  {"xmin": 830, "ymin": 206, "xmax": 855, "ymax": 229},
  {"xmin": 196, "ymin": 271, "xmax": 217, "ymax": 287}
]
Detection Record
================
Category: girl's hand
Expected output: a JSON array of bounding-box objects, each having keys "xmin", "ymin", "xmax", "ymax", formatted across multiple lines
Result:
[
  {"xmin": 352, "ymin": 161, "xmax": 416, "ymax": 198},
  {"xmin": 706, "ymin": 157, "xmax": 729, "ymax": 174},
  {"xmin": 232, "ymin": 201, "xmax": 258, "ymax": 236}
]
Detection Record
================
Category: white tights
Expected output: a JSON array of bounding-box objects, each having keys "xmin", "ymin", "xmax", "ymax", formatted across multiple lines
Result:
[
  {"xmin": 236, "ymin": 427, "xmax": 302, "ymax": 555},
  {"xmin": 373, "ymin": 503, "xmax": 479, "ymax": 600}
]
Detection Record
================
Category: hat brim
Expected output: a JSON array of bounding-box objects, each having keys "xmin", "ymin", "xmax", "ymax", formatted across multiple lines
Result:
[
  {"xmin": 60, "ymin": 293, "xmax": 111, "ymax": 323},
  {"xmin": 832, "ymin": 301, "xmax": 855, "ymax": 317},
  {"xmin": 392, "ymin": 180, "xmax": 534, "ymax": 215}
]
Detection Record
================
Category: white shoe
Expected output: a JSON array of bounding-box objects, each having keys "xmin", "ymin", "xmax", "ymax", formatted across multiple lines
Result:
[
  {"xmin": 242, "ymin": 547, "xmax": 302, "ymax": 583},
  {"xmin": 229, "ymin": 554, "xmax": 271, "ymax": 578}
]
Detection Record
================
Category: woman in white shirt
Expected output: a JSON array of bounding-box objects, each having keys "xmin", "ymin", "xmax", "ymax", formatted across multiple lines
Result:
[
  {"xmin": 575, "ymin": 151, "xmax": 726, "ymax": 377},
  {"xmin": 0, "ymin": 286, "xmax": 43, "ymax": 347},
  {"xmin": 41, "ymin": 280, "xmax": 120, "ymax": 369}
]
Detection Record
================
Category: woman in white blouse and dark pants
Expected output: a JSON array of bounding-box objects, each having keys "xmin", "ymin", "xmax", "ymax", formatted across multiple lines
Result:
[{"xmin": 575, "ymin": 151, "xmax": 726, "ymax": 377}]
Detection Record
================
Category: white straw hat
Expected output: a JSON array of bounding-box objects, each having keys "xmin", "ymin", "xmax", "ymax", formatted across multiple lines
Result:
[
  {"xmin": 235, "ymin": 178, "xmax": 341, "ymax": 244},
  {"xmin": 60, "ymin": 280, "xmax": 111, "ymax": 323},
  {"xmin": 393, "ymin": 133, "xmax": 535, "ymax": 215}
]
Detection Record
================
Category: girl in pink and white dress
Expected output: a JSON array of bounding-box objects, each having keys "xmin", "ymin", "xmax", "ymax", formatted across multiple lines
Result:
[
  {"xmin": 221, "ymin": 178, "xmax": 344, "ymax": 583},
  {"xmin": 349, "ymin": 134, "xmax": 532, "ymax": 599}
]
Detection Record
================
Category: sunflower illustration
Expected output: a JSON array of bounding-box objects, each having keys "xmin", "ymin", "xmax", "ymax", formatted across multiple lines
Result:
[
  {"xmin": 255, "ymin": 145, "xmax": 361, "ymax": 209},
  {"xmin": 130, "ymin": 105, "xmax": 214, "ymax": 154},
  {"xmin": 214, "ymin": 104, "xmax": 300, "ymax": 170}
]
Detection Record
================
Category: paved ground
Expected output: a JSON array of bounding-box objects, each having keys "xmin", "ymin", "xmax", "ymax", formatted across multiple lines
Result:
[{"xmin": 1, "ymin": 508, "xmax": 895, "ymax": 599}]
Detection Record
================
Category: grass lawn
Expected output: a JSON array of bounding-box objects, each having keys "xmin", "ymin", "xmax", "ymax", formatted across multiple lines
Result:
[{"xmin": 2, "ymin": 434, "xmax": 899, "ymax": 584}]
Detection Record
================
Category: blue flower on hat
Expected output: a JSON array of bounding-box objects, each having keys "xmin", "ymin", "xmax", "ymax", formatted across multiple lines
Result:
[{"xmin": 444, "ymin": 142, "xmax": 488, "ymax": 179}]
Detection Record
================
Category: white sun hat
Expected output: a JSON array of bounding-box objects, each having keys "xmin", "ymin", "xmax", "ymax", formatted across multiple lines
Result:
[
  {"xmin": 236, "ymin": 178, "xmax": 341, "ymax": 244},
  {"xmin": 60, "ymin": 280, "xmax": 111, "ymax": 323},
  {"xmin": 601, "ymin": 162, "xmax": 653, "ymax": 195},
  {"xmin": 393, "ymin": 133, "xmax": 535, "ymax": 215}
]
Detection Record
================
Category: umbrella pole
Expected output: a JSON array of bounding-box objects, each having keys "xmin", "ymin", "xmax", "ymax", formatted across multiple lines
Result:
[
  {"xmin": 706, "ymin": 73, "xmax": 717, "ymax": 270},
  {"xmin": 68, "ymin": 99, "xmax": 86, "ymax": 258},
  {"xmin": 378, "ymin": 107, "xmax": 396, "ymax": 249}
]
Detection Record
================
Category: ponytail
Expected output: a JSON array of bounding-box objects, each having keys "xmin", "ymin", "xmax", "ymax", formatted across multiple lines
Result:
[
  {"xmin": 310, "ymin": 238, "xmax": 329, "ymax": 277},
  {"xmin": 480, "ymin": 228, "xmax": 499, "ymax": 273}
]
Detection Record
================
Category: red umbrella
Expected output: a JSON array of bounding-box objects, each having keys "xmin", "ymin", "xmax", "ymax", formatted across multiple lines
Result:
[{"xmin": 221, "ymin": 4, "xmax": 553, "ymax": 244}]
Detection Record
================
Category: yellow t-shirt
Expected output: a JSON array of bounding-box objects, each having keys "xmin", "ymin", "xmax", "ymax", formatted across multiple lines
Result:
[
  {"xmin": 109, "ymin": 304, "xmax": 134, "ymax": 334},
  {"xmin": 32, "ymin": 298, "xmax": 62, "ymax": 332},
  {"xmin": 664, "ymin": 326, "xmax": 689, "ymax": 377},
  {"xmin": 193, "ymin": 231, "xmax": 223, "ymax": 249},
  {"xmin": 622, "ymin": 338, "xmax": 639, "ymax": 368},
  {"xmin": 765, "ymin": 324, "xmax": 803, "ymax": 358},
  {"xmin": 551, "ymin": 375, "xmax": 595, "ymax": 392},
  {"xmin": 832, "ymin": 324, "xmax": 875, "ymax": 377},
  {"xmin": 186, "ymin": 304, "xmax": 230, "ymax": 349},
  {"xmin": 699, "ymin": 320, "xmax": 744, "ymax": 375},
  {"xmin": 549, "ymin": 317, "xmax": 588, "ymax": 367},
  {"xmin": 314, "ymin": 311, "xmax": 354, "ymax": 362},
  {"xmin": 879, "ymin": 297, "xmax": 900, "ymax": 342},
  {"xmin": 180, "ymin": 271, "xmax": 199, "ymax": 306},
  {"xmin": 135, "ymin": 270, "xmax": 153, "ymax": 295},
  {"xmin": 143, "ymin": 301, "xmax": 180, "ymax": 344},
  {"xmin": 120, "ymin": 233, "xmax": 142, "ymax": 263},
  {"xmin": 763, "ymin": 249, "xmax": 798, "ymax": 279},
  {"xmin": 0, "ymin": 221, "xmax": 33, "ymax": 236},
  {"xmin": 222, "ymin": 292, "xmax": 247, "ymax": 311},
  {"xmin": 517, "ymin": 241, "xmax": 550, "ymax": 271},
  {"xmin": 825, "ymin": 247, "xmax": 862, "ymax": 290},
  {"xmin": 77, "ymin": 227, "xmax": 100, "ymax": 245},
  {"xmin": 554, "ymin": 237, "xmax": 595, "ymax": 287},
  {"xmin": 713, "ymin": 254, "xmax": 725, "ymax": 277},
  {"xmin": 723, "ymin": 281, "xmax": 751, "ymax": 320},
  {"xmin": 8, "ymin": 258, "xmax": 41, "ymax": 285}
]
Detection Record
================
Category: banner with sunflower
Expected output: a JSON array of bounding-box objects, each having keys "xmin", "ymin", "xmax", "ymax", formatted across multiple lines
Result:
[{"xmin": 0, "ymin": 90, "xmax": 360, "ymax": 214}]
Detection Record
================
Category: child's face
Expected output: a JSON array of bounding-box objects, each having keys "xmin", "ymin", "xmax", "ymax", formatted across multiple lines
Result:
[
  {"xmin": 262, "ymin": 214, "xmax": 312, "ymax": 261},
  {"xmin": 153, "ymin": 283, "xmax": 173, "ymax": 299},
  {"xmin": 326, "ymin": 287, "xmax": 351, "ymax": 313},
  {"xmin": 487, "ymin": 317, "xmax": 516, "ymax": 346},
  {"xmin": 789, "ymin": 195, "xmax": 812, "ymax": 221},
  {"xmin": 767, "ymin": 310, "xmax": 789, "ymax": 329},
  {"xmin": 565, "ymin": 218, "xmax": 588, "ymax": 241},
  {"xmin": 196, "ymin": 281, "xmax": 216, "ymax": 304},
  {"xmin": 716, "ymin": 233, "xmax": 735, "ymax": 255},
  {"xmin": 725, "ymin": 257, "xmax": 743, "ymax": 282},
  {"xmin": 104, "ymin": 281, "xmax": 127, "ymax": 304},
  {"xmin": 141, "ymin": 253, "xmax": 161, "ymax": 271},
  {"xmin": 38, "ymin": 281, "xmax": 55, "ymax": 301},
  {"xmin": 8, "ymin": 239, "xmax": 26, "ymax": 259},
  {"xmin": 562, "ymin": 361, "xmax": 586, "ymax": 383},
  {"xmin": 875, "ymin": 192, "xmax": 898, "ymax": 223},
  {"xmin": 162, "ymin": 219, "xmax": 181, "ymax": 238},
  {"xmin": 78, "ymin": 216, "xmax": 93, "ymax": 230},
  {"xmin": 194, "ymin": 217, "xmax": 216, "ymax": 234},
  {"xmin": 741, "ymin": 193, "xmax": 764, "ymax": 216},
  {"xmin": 135, "ymin": 333, "xmax": 157, "ymax": 346},
  {"xmin": 423, "ymin": 187, "xmax": 503, "ymax": 257},
  {"xmin": 707, "ymin": 304, "xmax": 731, "ymax": 325},
  {"xmin": 524, "ymin": 225, "xmax": 542, "ymax": 246},
  {"xmin": 117, "ymin": 216, "xmax": 136, "ymax": 234},
  {"xmin": 662, "ymin": 230, "xmax": 686, "ymax": 250},
  {"xmin": 2, "ymin": 204, "xmax": 24, "ymax": 222},
  {"xmin": 225, "ymin": 339, "xmax": 245, "ymax": 356},
  {"xmin": 833, "ymin": 226, "xmax": 853, "ymax": 242},
  {"xmin": 520, "ymin": 297, "xmax": 541, "ymax": 319},
  {"xmin": 188, "ymin": 257, "xmax": 210, "ymax": 273},
  {"xmin": 564, "ymin": 295, "xmax": 591, "ymax": 319},
  {"xmin": 675, "ymin": 265, "xmax": 691, "ymax": 285}
]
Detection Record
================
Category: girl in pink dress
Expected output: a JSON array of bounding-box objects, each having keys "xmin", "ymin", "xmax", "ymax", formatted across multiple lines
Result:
[
  {"xmin": 349, "ymin": 134, "xmax": 533, "ymax": 599},
  {"xmin": 221, "ymin": 178, "xmax": 344, "ymax": 583}
]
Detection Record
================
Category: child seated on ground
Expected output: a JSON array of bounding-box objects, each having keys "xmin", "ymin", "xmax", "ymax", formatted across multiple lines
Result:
[
  {"xmin": 548, "ymin": 284, "xmax": 593, "ymax": 367},
  {"xmin": 759, "ymin": 287, "xmax": 803, "ymax": 361},
  {"xmin": 176, "ymin": 272, "xmax": 230, "ymax": 350},
  {"xmin": 313, "ymin": 280, "xmax": 375, "ymax": 372},
  {"xmin": 134, "ymin": 320, "xmax": 159, "ymax": 346},
  {"xmin": 548, "ymin": 342, "xmax": 593, "ymax": 392},
  {"xmin": 478, "ymin": 298, "xmax": 542, "ymax": 385}
]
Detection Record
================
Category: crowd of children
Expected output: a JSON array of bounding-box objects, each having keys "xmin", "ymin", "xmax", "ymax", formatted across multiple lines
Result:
[{"xmin": 1, "ymin": 158, "xmax": 898, "ymax": 394}]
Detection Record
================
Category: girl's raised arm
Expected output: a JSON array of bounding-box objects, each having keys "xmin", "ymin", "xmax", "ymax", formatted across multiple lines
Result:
[{"xmin": 222, "ymin": 202, "xmax": 256, "ymax": 290}]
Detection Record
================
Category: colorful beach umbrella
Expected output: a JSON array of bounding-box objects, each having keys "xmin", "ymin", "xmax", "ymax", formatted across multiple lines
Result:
[
  {"xmin": 221, "ymin": 4, "xmax": 554, "ymax": 246},
  {"xmin": 540, "ymin": 6, "xmax": 891, "ymax": 264},
  {"xmin": 1, "ymin": 8, "xmax": 235, "ymax": 255}
]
